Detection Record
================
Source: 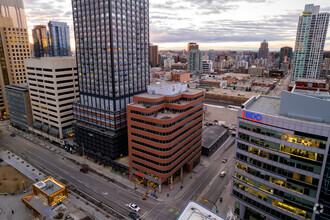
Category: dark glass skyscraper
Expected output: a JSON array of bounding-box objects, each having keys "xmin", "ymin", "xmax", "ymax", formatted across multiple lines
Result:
[
  {"xmin": 48, "ymin": 21, "xmax": 71, "ymax": 57},
  {"xmin": 72, "ymin": 0, "xmax": 149, "ymax": 161},
  {"xmin": 32, "ymin": 25, "xmax": 51, "ymax": 57}
]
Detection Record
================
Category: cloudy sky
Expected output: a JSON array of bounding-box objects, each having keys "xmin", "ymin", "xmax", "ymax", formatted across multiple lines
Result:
[{"xmin": 24, "ymin": 0, "xmax": 330, "ymax": 51}]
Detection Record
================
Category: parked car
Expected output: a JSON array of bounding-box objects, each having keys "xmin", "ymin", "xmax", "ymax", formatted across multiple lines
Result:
[
  {"xmin": 220, "ymin": 171, "xmax": 226, "ymax": 177},
  {"xmin": 129, "ymin": 203, "xmax": 140, "ymax": 212},
  {"xmin": 10, "ymin": 133, "xmax": 16, "ymax": 137},
  {"xmin": 80, "ymin": 167, "xmax": 88, "ymax": 173},
  {"xmin": 222, "ymin": 158, "xmax": 227, "ymax": 163},
  {"xmin": 129, "ymin": 212, "xmax": 141, "ymax": 220}
]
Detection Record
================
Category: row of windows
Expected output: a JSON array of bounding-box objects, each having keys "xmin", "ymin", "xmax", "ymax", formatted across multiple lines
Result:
[
  {"xmin": 132, "ymin": 145, "xmax": 200, "ymax": 175},
  {"xmin": 130, "ymin": 107, "xmax": 203, "ymax": 128},
  {"xmin": 132, "ymin": 134, "xmax": 201, "ymax": 160},
  {"xmin": 132, "ymin": 128, "xmax": 202, "ymax": 152},
  {"xmin": 234, "ymin": 172, "xmax": 315, "ymax": 211},
  {"xmin": 237, "ymin": 142, "xmax": 322, "ymax": 174},
  {"xmin": 131, "ymin": 116, "xmax": 202, "ymax": 136}
]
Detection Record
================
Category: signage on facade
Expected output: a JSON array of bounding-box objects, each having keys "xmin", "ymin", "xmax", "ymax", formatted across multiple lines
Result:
[{"xmin": 242, "ymin": 111, "xmax": 262, "ymax": 123}]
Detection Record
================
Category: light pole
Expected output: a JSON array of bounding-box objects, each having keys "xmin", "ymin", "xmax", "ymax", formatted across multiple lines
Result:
[{"xmin": 197, "ymin": 196, "xmax": 219, "ymax": 213}]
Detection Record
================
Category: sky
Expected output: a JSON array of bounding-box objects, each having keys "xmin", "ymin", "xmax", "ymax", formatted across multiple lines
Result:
[{"xmin": 24, "ymin": 0, "xmax": 330, "ymax": 51}]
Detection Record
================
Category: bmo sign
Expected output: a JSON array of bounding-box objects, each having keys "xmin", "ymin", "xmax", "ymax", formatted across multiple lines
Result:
[{"xmin": 243, "ymin": 111, "xmax": 262, "ymax": 123}]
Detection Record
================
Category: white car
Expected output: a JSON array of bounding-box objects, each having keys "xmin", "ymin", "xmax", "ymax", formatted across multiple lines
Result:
[
  {"xmin": 129, "ymin": 203, "xmax": 140, "ymax": 212},
  {"xmin": 220, "ymin": 171, "xmax": 226, "ymax": 177}
]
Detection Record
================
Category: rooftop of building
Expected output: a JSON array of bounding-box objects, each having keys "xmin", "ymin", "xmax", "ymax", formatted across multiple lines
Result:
[
  {"xmin": 206, "ymin": 88, "xmax": 260, "ymax": 98},
  {"xmin": 23, "ymin": 195, "xmax": 56, "ymax": 218},
  {"xmin": 294, "ymin": 78, "xmax": 327, "ymax": 83},
  {"xmin": 27, "ymin": 57, "xmax": 75, "ymax": 61},
  {"xmin": 252, "ymin": 78, "xmax": 276, "ymax": 84},
  {"xmin": 202, "ymin": 125, "xmax": 228, "ymax": 149},
  {"xmin": 177, "ymin": 201, "xmax": 224, "ymax": 220},
  {"xmin": 244, "ymin": 91, "xmax": 330, "ymax": 125},
  {"xmin": 34, "ymin": 177, "xmax": 65, "ymax": 196}
]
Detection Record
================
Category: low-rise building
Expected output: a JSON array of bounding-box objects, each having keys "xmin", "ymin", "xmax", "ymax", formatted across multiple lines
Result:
[
  {"xmin": 22, "ymin": 177, "xmax": 68, "ymax": 218},
  {"xmin": 127, "ymin": 82, "xmax": 204, "ymax": 192},
  {"xmin": 178, "ymin": 201, "xmax": 225, "ymax": 220},
  {"xmin": 288, "ymin": 79, "xmax": 328, "ymax": 93},
  {"xmin": 26, "ymin": 57, "xmax": 79, "ymax": 144},
  {"xmin": 202, "ymin": 60, "xmax": 214, "ymax": 73},
  {"xmin": 202, "ymin": 125, "xmax": 230, "ymax": 157},
  {"xmin": 200, "ymin": 79, "xmax": 227, "ymax": 89},
  {"xmin": 205, "ymin": 89, "xmax": 260, "ymax": 104},
  {"xmin": 248, "ymin": 66, "xmax": 264, "ymax": 77},
  {"xmin": 171, "ymin": 70, "xmax": 190, "ymax": 83},
  {"xmin": 5, "ymin": 84, "xmax": 33, "ymax": 130}
]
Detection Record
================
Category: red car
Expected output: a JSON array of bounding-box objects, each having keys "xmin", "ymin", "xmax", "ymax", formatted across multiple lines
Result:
[{"xmin": 80, "ymin": 168, "xmax": 88, "ymax": 173}]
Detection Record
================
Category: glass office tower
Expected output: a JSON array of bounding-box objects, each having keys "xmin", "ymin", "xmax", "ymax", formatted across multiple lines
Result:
[
  {"xmin": 48, "ymin": 21, "xmax": 71, "ymax": 57},
  {"xmin": 72, "ymin": 0, "xmax": 149, "ymax": 161},
  {"xmin": 32, "ymin": 25, "xmax": 51, "ymax": 57},
  {"xmin": 291, "ymin": 4, "xmax": 329, "ymax": 80}
]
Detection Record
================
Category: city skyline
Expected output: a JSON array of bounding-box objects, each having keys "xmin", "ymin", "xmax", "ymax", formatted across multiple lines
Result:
[{"xmin": 23, "ymin": 0, "xmax": 330, "ymax": 51}]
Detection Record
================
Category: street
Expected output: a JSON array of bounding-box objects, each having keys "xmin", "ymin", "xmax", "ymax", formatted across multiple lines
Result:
[{"xmin": 0, "ymin": 121, "xmax": 234, "ymax": 220}]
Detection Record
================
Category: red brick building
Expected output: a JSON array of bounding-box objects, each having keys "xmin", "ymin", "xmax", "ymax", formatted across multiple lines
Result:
[{"xmin": 127, "ymin": 83, "xmax": 204, "ymax": 192}]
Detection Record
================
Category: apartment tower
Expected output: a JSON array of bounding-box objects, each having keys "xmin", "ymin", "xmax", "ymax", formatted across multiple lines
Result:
[
  {"xmin": 258, "ymin": 40, "xmax": 269, "ymax": 59},
  {"xmin": 149, "ymin": 43, "xmax": 158, "ymax": 67},
  {"xmin": 72, "ymin": 0, "xmax": 149, "ymax": 162},
  {"xmin": 291, "ymin": 4, "xmax": 329, "ymax": 81}
]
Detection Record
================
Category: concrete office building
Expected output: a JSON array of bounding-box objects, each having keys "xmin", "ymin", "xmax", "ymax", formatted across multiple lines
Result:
[
  {"xmin": 232, "ymin": 91, "xmax": 330, "ymax": 220},
  {"xmin": 188, "ymin": 49, "xmax": 203, "ymax": 74},
  {"xmin": 208, "ymin": 49, "xmax": 216, "ymax": 61},
  {"xmin": 48, "ymin": 21, "xmax": 71, "ymax": 57},
  {"xmin": 202, "ymin": 60, "xmax": 213, "ymax": 73},
  {"xmin": 72, "ymin": 0, "xmax": 149, "ymax": 162},
  {"xmin": 149, "ymin": 43, "xmax": 158, "ymax": 67},
  {"xmin": 291, "ymin": 4, "xmax": 329, "ymax": 81},
  {"xmin": 0, "ymin": 0, "xmax": 27, "ymax": 28},
  {"xmin": 127, "ymin": 82, "xmax": 204, "ymax": 192},
  {"xmin": 26, "ymin": 57, "xmax": 78, "ymax": 144},
  {"xmin": 32, "ymin": 25, "xmax": 51, "ymax": 57},
  {"xmin": 5, "ymin": 83, "xmax": 32, "ymax": 130},
  {"xmin": 0, "ymin": 16, "xmax": 30, "ymax": 117},
  {"xmin": 258, "ymin": 40, "xmax": 269, "ymax": 59}
]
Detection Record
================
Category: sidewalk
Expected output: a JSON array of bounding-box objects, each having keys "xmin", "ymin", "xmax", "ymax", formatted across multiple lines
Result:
[
  {"xmin": 0, "ymin": 150, "xmax": 117, "ymax": 220},
  {"xmin": 8, "ymin": 125, "xmax": 235, "ymax": 203},
  {"xmin": 215, "ymin": 180, "xmax": 236, "ymax": 219}
]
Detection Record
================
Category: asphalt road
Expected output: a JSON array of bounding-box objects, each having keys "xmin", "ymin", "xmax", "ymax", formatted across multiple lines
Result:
[{"xmin": 0, "ymin": 121, "xmax": 234, "ymax": 220}]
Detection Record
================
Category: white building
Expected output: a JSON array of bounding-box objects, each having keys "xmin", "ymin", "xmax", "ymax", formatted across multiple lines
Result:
[
  {"xmin": 202, "ymin": 60, "xmax": 214, "ymax": 73},
  {"xmin": 164, "ymin": 57, "xmax": 174, "ymax": 71},
  {"xmin": 26, "ymin": 57, "xmax": 79, "ymax": 143},
  {"xmin": 291, "ymin": 4, "xmax": 329, "ymax": 80}
]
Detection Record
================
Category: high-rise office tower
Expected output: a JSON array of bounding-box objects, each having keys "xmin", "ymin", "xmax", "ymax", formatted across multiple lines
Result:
[
  {"xmin": 0, "ymin": 16, "xmax": 30, "ymax": 117},
  {"xmin": 188, "ymin": 42, "xmax": 199, "ymax": 52},
  {"xmin": 0, "ymin": 0, "xmax": 27, "ymax": 28},
  {"xmin": 279, "ymin": 46, "xmax": 293, "ymax": 68},
  {"xmin": 258, "ymin": 40, "xmax": 269, "ymax": 59},
  {"xmin": 233, "ymin": 91, "xmax": 330, "ymax": 220},
  {"xmin": 188, "ymin": 49, "xmax": 203, "ymax": 73},
  {"xmin": 48, "ymin": 21, "xmax": 71, "ymax": 57},
  {"xmin": 32, "ymin": 25, "xmax": 51, "ymax": 57},
  {"xmin": 291, "ymin": 4, "xmax": 329, "ymax": 81},
  {"xmin": 149, "ymin": 43, "xmax": 158, "ymax": 67},
  {"xmin": 72, "ymin": 0, "xmax": 149, "ymax": 161}
]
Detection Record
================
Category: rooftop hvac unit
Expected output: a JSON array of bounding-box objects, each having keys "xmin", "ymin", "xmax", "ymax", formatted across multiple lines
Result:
[{"xmin": 35, "ymin": 181, "xmax": 46, "ymax": 189}]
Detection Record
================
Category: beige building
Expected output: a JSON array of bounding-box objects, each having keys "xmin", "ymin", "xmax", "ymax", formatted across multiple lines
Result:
[
  {"xmin": 0, "ymin": 15, "xmax": 30, "ymax": 116},
  {"xmin": 26, "ymin": 57, "xmax": 79, "ymax": 143}
]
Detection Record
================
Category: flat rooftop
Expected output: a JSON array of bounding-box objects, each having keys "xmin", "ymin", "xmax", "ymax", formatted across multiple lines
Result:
[
  {"xmin": 177, "ymin": 201, "xmax": 224, "ymax": 220},
  {"xmin": 246, "ymin": 96, "xmax": 281, "ymax": 116},
  {"xmin": 202, "ymin": 126, "xmax": 228, "ymax": 149},
  {"xmin": 23, "ymin": 195, "xmax": 56, "ymax": 218},
  {"xmin": 34, "ymin": 178, "xmax": 65, "ymax": 196},
  {"xmin": 206, "ymin": 88, "xmax": 260, "ymax": 98}
]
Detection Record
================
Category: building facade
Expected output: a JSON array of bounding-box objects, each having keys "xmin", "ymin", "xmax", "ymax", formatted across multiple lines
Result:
[
  {"xmin": 202, "ymin": 60, "xmax": 213, "ymax": 73},
  {"xmin": 32, "ymin": 25, "xmax": 51, "ymax": 58},
  {"xmin": 279, "ymin": 47, "xmax": 293, "ymax": 68},
  {"xmin": 149, "ymin": 43, "xmax": 158, "ymax": 67},
  {"xmin": 72, "ymin": 0, "xmax": 149, "ymax": 161},
  {"xmin": 127, "ymin": 83, "xmax": 204, "ymax": 192},
  {"xmin": 208, "ymin": 49, "xmax": 216, "ymax": 61},
  {"xmin": 291, "ymin": 4, "xmax": 329, "ymax": 81},
  {"xmin": 26, "ymin": 57, "xmax": 78, "ymax": 143},
  {"xmin": 187, "ymin": 42, "xmax": 199, "ymax": 52},
  {"xmin": 5, "ymin": 84, "xmax": 32, "ymax": 130},
  {"xmin": 0, "ymin": 0, "xmax": 27, "ymax": 28},
  {"xmin": 48, "ymin": 21, "xmax": 71, "ymax": 57},
  {"xmin": 188, "ymin": 49, "xmax": 202, "ymax": 74},
  {"xmin": 258, "ymin": 40, "xmax": 269, "ymax": 59},
  {"xmin": 0, "ymin": 16, "xmax": 30, "ymax": 116},
  {"xmin": 232, "ymin": 91, "xmax": 330, "ymax": 220}
]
